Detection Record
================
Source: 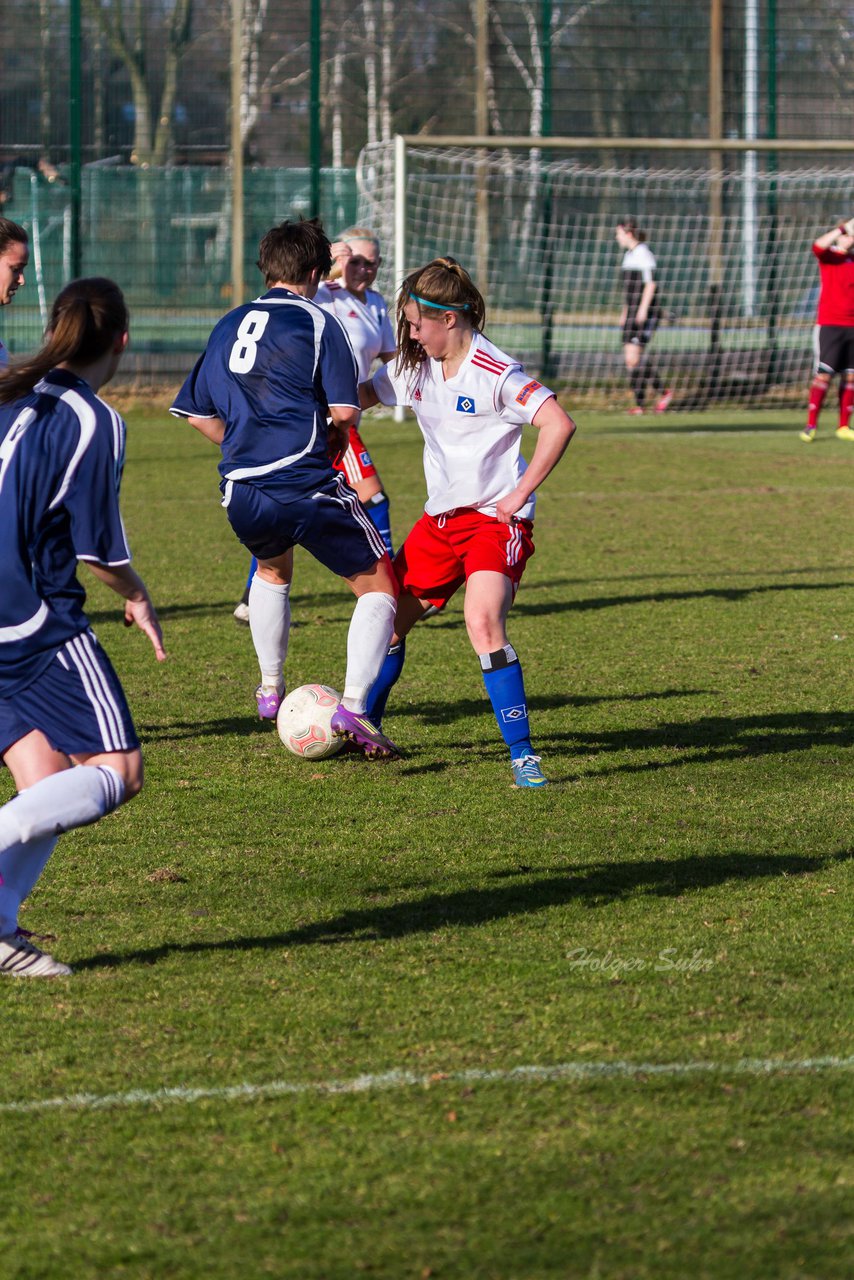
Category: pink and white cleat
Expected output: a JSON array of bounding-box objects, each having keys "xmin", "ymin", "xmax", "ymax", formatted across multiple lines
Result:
[
  {"xmin": 330, "ymin": 705, "xmax": 402, "ymax": 759},
  {"xmin": 255, "ymin": 684, "xmax": 283, "ymax": 720}
]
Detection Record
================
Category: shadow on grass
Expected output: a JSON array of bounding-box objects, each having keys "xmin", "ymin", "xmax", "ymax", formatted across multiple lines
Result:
[
  {"xmin": 133, "ymin": 687, "xmax": 709, "ymax": 746},
  {"xmin": 545, "ymin": 708, "xmax": 854, "ymax": 781},
  {"xmin": 135, "ymin": 705, "xmax": 854, "ymax": 777},
  {"xmin": 596, "ymin": 420, "xmax": 792, "ymax": 436},
  {"xmin": 86, "ymin": 573, "xmax": 853, "ymax": 629},
  {"xmin": 74, "ymin": 848, "xmax": 852, "ymax": 970},
  {"xmin": 513, "ymin": 579, "xmax": 854, "ymax": 618}
]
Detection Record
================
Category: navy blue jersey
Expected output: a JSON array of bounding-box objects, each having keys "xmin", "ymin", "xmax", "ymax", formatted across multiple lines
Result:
[
  {"xmin": 0, "ymin": 369, "xmax": 130, "ymax": 695},
  {"xmin": 170, "ymin": 287, "xmax": 359, "ymax": 497}
]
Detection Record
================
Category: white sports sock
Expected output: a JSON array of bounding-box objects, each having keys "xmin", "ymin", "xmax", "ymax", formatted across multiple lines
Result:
[
  {"xmin": 249, "ymin": 574, "xmax": 290, "ymax": 690},
  {"xmin": 0, "ymin": 765, "xmax": 125, "ymax": 852},
  {"xmin": 0, "ymin": 835, "xmax": 57, "ymax": 936},
  {"xmin": 343, "ymin": 592, "xmax": 397, "ymax": 712}
]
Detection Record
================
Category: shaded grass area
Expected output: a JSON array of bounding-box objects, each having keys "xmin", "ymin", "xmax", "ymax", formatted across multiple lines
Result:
[{"xmin": 1, "ymin": 408, "xmax": 852, "ymax": 1278}]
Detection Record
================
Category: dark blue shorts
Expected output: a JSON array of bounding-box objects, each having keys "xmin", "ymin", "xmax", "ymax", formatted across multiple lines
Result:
[
  {"xmin": 0, "ymin": 629, "xmax": 139, "ymax": 760},
  {"xmin": 223, "ymin": 473, "xmax": 388, "ymax": 578}
]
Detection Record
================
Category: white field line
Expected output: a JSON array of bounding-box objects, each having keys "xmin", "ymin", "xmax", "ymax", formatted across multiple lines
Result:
[{"xmin": 1, "ymin": 1055, "xmax": 852, "ymax": 1117}]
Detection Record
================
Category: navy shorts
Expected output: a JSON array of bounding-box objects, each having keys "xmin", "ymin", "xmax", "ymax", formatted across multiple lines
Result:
[
  {"xmin": 0, "ymin": 629, "xmax": 139, "ymax": 760},
  {"xmin": 223, "ymin": 473, "xmax": 388, "ymax": 578}
]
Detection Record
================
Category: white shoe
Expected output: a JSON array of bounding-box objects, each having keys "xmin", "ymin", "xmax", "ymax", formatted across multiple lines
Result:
[
  {"xmin": 0, "ymin": 931, "xmax": 72, "ymax": 977},
  {"xmin": 233, "ymin": 601, "xmax": 250, "ymax": 624}
]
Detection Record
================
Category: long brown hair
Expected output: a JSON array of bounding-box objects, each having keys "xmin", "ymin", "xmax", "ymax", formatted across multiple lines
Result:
[
  {"xmin": 395, "ymin": 257, "xmax": 486, "ymax": 375},
  {"xmin": 0, "ymin": 276, "xmax": 128, "ymax": 404}
]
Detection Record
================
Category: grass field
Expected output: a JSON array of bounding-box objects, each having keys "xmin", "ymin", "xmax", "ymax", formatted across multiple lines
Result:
[{"xmin": 1, "ymin": 406, "xmax": 852, "ymax": 1279}]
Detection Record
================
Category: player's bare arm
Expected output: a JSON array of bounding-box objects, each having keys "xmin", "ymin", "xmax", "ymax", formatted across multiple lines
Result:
[
  {"xmin": 186, "ymin": 414, "xmax": 226, "ymax": 446},
  {"xmin": 495, "ymin": 399, "xmax": 577, "ymax": 525},
  {"xmin": 85, "ymin": 561, "xmax": 166, "ymax": 661},
  {"xmin": 327, "ymin": 402, "xmax": 361, "ymax": 462},
  {"xmin": 359, "ymin": 381, "xmax": 381, "ymax": 410},
  {"xmin": 635, "ymin": 279, "xmax": 657, "ymax": 324},
  {"xmin": 814, "ymin": 221, "xmax": 854, "ymax": 252}
]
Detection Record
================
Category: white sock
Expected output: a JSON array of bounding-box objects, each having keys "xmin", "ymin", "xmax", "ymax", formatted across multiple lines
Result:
[
  {"xmin": 0, "ymin": 765, "xmax": 125, "ymax": 851},
  {"xmin": 343, "ymin": 592, "xmax": 397, "ymax": 712},
  {"xmin": 249, "ymin": 574, "xmax": 290, "ymax": 690},
  {"xmin": 0, "ymin": 835, "xmax": 57, "ymax": 936}
]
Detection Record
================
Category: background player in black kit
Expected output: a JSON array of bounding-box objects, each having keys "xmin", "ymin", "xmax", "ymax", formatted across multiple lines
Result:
[{"xmin": 615, "ymin": 218, "xmax": 672, "ymax": 416}]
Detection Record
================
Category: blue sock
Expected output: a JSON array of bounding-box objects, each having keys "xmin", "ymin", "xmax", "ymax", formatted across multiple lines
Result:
[
  {"xmin": 366, "ymin": 493, "xmax": 394, "ymax": 558},
  {"xmin": 366, "ymin": 639, "xmax": 406, "ymax": 728},
  {"xmin": 244, "ymin": 557, "xmax": 258, "ymax": 595},
  {"xmin": 480, "ymin": 645, "xmax": 533, "ymax": 759}
]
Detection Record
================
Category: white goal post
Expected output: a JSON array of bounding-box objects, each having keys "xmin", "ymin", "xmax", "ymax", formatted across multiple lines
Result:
[{"xmin": 357, "ymin": 134, "xmax": 854, "ymax": 411}]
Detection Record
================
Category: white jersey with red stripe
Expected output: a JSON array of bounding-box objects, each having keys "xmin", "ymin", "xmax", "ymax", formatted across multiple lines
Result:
[
  {"xmin": 314, "ymin": 281, "xmax": 395, "ymax": 382},
  {"xmin": 371, "ymin": 331, "xmax": 554, "ymax": 518}
]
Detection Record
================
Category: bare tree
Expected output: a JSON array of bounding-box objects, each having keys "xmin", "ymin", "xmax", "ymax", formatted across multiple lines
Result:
[{"xmin": 83, "ymin": 0, "xmax": 194, "ymax": 166}]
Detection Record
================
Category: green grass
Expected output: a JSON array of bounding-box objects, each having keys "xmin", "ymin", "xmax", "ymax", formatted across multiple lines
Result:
[{"xmin": 1, "ymin": 407, "xmax": 852, "ymax": 1279}]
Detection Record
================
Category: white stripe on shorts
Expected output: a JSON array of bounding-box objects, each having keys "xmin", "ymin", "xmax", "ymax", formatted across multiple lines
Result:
[
  {"xmin": 333, "ymin": 474, "xmax": 387, "ymax": 561},
  {"xmin": 506, "ymin": 523, "xmax": 523, "ymax": 567},
  {"xmin": 64, "ymin": 631, "xmax": 131, "ymax": 751}
]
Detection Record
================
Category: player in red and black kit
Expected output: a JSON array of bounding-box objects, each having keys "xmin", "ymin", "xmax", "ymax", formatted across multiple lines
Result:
[{"xmin": 800, "ymin": 218, "xmax": 854, "ymax": 443}]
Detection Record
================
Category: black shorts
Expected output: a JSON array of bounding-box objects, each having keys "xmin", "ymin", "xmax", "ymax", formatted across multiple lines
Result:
[
  {"xmin": 816, "ymin": 325, "xmax": 854, "ymax": 375},
  {"xmin": 621, "ymin": 314, "xmax": 660, "ymax": 347}
]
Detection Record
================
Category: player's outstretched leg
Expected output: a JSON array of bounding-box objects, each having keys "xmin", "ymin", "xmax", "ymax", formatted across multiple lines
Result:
[
  {"xmin": 480, "ymin": 644, "xmax": 548, "ymax": 787},
  {"xmin": 0, "ymin": 763, "xmax": 127, "ymax": 977},
  {"xmin": 333, "ymin": 591, "xmax": 402, "ymax": 758}
]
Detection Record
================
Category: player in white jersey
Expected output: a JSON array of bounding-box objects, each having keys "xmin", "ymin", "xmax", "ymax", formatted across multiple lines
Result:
[
  {"xmin": 360, "ymin": 257, "xmax": 577, "ymax": 787},
  {"xmin": 616, "ymin": 218, "xmax": 671, "ymax": 415},
  {"xmin": 0, "ymin": 278, "xmax": 165, "ymax": 977},
  {"xmin": 231, "ymin": 227, "xmax": 396, "ymax": 622},
  {"xmin": 0, "ymin": 218, "xmax": 29, "ymax": 368}
]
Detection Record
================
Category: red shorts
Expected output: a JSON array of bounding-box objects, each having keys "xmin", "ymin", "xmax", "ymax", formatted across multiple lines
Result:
[
  {"xmin": 333, "ymin": 425, "xmax": 378, "ymax": 485},
  {"xmin": 394, "ymin": 508, "xmax": 535, "ymax": 607}
]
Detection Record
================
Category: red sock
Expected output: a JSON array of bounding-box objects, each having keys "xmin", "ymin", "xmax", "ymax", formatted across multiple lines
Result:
[
  {"xmin": 807, "ymin": 378, "xmax": 829, "ymax": 429},
  {"xmin": 839, "ymin": 381, "xmax": 854, "ymax": 429}
]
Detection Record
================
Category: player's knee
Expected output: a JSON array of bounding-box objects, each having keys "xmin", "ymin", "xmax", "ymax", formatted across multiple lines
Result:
[
  {"xmin": 464, "ymin": 611, "xmax": 505, "ymax": 653},
  {"xmin": 109, "ymin": 750, "xmax": 145, "ymax": 802}
]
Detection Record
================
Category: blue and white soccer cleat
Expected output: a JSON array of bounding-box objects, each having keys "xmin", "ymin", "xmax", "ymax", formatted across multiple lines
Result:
[{"xmin": 511, "ymin": 754, "xmax": 549, "ymax": 788}]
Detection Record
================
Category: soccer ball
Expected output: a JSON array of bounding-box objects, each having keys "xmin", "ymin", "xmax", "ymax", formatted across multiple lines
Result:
[{"xmin": 276, "ymin": 684, "xmax": 344, "ymax": 759}]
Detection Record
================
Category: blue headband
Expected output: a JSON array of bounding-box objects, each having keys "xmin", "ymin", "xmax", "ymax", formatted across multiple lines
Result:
[{"xmin": 409, "ymin": 292, "xmax": 470, "ymax": 311}]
